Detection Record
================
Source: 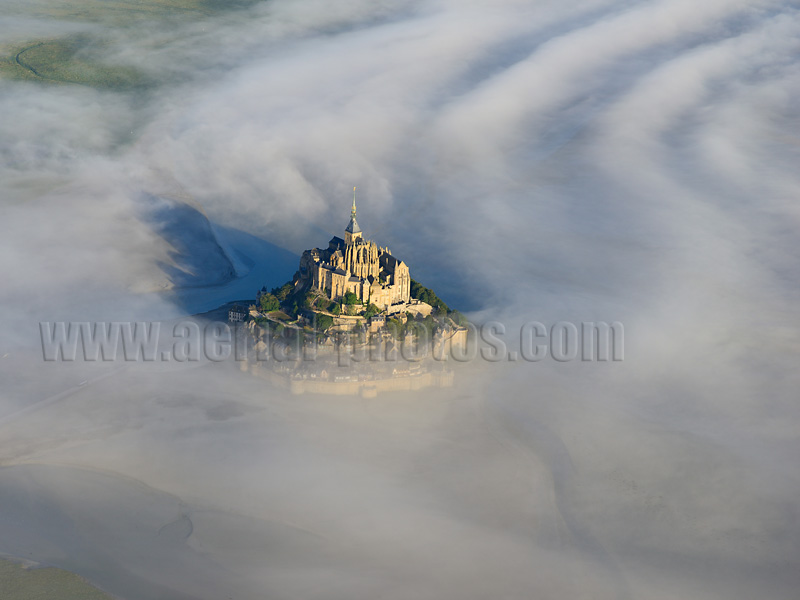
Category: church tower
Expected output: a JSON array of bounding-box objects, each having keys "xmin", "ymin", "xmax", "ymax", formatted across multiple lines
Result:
[{"xmin": 344, "ymin": 187, "xmax": 362, "ymax": 246}]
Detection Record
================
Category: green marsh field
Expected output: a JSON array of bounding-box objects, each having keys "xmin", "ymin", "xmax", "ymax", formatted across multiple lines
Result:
[
  {"xmin": 0, "ymin": 0, "xmax": 256, "ymax": 89},
  {"xmin": 0, "ymin": 558, "xmax": 115, "ymax": 600}
]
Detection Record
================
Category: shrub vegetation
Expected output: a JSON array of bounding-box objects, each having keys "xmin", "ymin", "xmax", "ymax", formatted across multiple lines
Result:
[
  {"xmin": 259, "ymin": 293, "xmax": 280, "ymax": 313},
  {"xmin": 410, "ymin": 279, "xmax": 449, "ymax": 314}
]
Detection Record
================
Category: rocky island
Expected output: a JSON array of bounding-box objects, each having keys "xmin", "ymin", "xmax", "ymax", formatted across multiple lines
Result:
[{"xmin": 232, "ymin": 191, "xmax": 469, "ymax": 396}]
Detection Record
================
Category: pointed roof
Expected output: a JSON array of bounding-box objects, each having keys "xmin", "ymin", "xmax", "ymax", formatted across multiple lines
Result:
[{"xmin": 345, "ymin": 187, "xmax": 361, "ymax": 234}]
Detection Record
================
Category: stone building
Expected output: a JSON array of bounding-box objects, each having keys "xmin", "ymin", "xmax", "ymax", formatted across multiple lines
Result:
[
  {"xmin": 228, "ymin": 305, "xmax": 247, "ymax": 322},
  {"xmin": 297, "ymin": 194, "xmax": 411, "ymax": 310}
]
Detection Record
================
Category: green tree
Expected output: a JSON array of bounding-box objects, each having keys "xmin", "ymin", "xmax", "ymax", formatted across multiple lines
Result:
[
  {"xmin": 329, "ymin": 302, "xmax": 341, "ymax": 315},
  {"xmin": 315, "ymin": 313, "xmax": 334, "ymax": 331},
  {"xmin": 410, "ymin": 279, "xmax": 450, "ymax": 314},
  {"xmin": 271, "ymin": 282, "xmax": 294, "ymax": 302},
  {"xmin": 450, "ymin": 310, "xmax": 469, "ymax": 328},
  {"xmin": 423, "ymin": 314, "xmax": 436, "ymax": 336},
  {"xmin": 364, "ymin": 303, "xmax": 380, "ymax": 319},
  {"xmin": 386, "ymin": 317, "xmax": 404, "ymax": 340},
  {"xmin": 259, "ymin": 293, "xmax": 280, "ymax": 313},
  {"xmin": 342, "ymin": 291, "xmax": 360, "ymax": 305}
]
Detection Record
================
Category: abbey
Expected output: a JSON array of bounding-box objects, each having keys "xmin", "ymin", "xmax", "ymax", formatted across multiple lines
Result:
[{"xmin": 297, "ymin": 194, "xmax": 411, "ymax": 311}]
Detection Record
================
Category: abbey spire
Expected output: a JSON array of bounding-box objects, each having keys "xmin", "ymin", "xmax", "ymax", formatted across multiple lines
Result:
[{"xmin": 344, "ymin": 186, "xmax": 362, "ymax": 245}]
